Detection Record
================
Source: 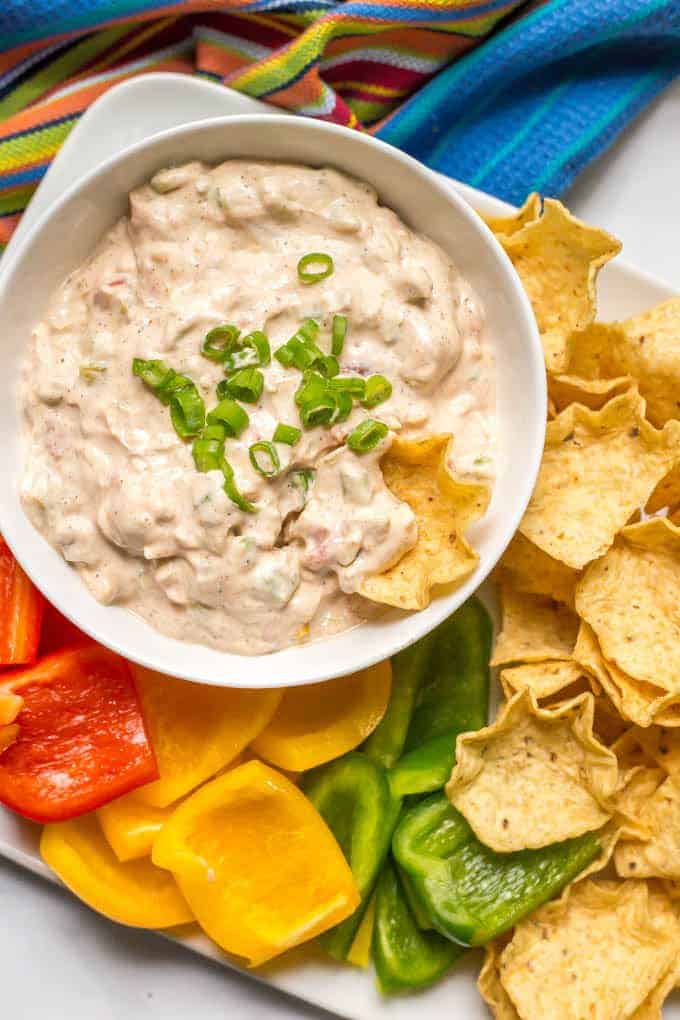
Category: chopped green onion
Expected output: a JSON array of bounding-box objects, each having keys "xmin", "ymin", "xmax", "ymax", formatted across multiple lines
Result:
[
  {"xmin": 297, "ymin": 318, "xmax": 319, "ymax": 342},
  {"xmin": 331, "ymin": 315, "xmax": 347, "ymax": 357},
  {"xmin": 219, "ymin": 367, "xmax": 264, "ymax": 404},
  {"xmin": 132, "ymin": 357, "xmax": 169, "ymax": 391},
  {"xmin": 249, "ymin": 441, "xmax": 281, "ymax": 478},
  {"xmin": 192, "ymin": 436, "xmax": 223, "ymax": 473},
  {"xmin": 207, "ymin": 398, "xmax": 249, "ymax": 437},
  {"xmin": 222, "ymin": 330, "xmax": 271, "ymax": 374},
  {"xmin": 287, "ymin": 335, "xmax": 324, "ymax": 371},
  {"xmin": 331, "ymin": 390, "xmax": 353, "ymax": 424},
  {"xmin": 300, "ymin": 394, "xmax": 336, "ymax": 428},
  {"xmin": 295, "ymin": 371, "xmax": 327, "ymax": 408},
  {"xmin": 297, "ymin": 252, "xmax": 334, "ymax": 285},
  {"xmin": 290, "ymin": 469, "xmax": 315, "ymax": 496},
  {"xmin": 201, "ymin": 324, "xmax": 240, "ymax": 362},
  {"xmin": 221, "ymin": 458, "xmax": 255, "ymax": 513},
  {"xmin": 202, "ymin": 423, "xmax": 227, "ymax": 442},
  {"xmin": 328, "ymin": 375, "xmax": 366, "ymax": 399},
  {"xmin": 79, "ymin": 362, "xmax": 107, "ymax": 381},
  {"xmin": 347, "ymin": 418, "xmax": 388, "ymax": 454},
  {"xmin": 274, "ymin": 343, "xmax": 295, "ymax": 368},
  {"xmin": 273, "ymin": 423, "xmax": 302, "ymax": 446},
  {"xmin": 361, "ymin": 374, "xmax": 393, "ymax": 408},
  {"xmin": 315, "ymin": 355, "xmax": 340, "ymax": 378},
  {"xmin": 169, "ymin": 386, "xmax": 206, "ymax": 438}
]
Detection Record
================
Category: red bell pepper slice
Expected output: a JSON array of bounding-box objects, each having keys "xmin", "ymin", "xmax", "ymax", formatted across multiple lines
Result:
[
  {"xmin": 0, "ymin": 645, "xmax": 158, "ymax": 822},
  {"xmin": 39, "ymin": 602, "xmax": 90, "ymax": 656},
  {"xmin": 0, "ymin": 538, "xmax": 44, "ymax": 665}
]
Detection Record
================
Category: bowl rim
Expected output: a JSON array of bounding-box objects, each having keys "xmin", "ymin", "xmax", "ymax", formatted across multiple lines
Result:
[{"xmin": 0, "ymin": 113, "xmax": 546, "ymax": 686}]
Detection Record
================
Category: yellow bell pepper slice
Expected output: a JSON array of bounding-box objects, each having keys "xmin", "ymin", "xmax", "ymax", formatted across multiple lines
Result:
[
  {"xmin": 133, "ymin": 667, "xmax": 282, "ymax": 807},
  {"xmin": 41, "ymin": 814, "xmax": 193, "ymax": 928},
  {"xmin": 152, "ymin": 760, "xmax": 360, "ymax": 966},
  {"xmin": 249, "ymin": 660, "xmax": 391, "ymax": 771},
  {"xmin": 97, "ymin": 794, "xmax": 172, "ymax": 862},
  {"xmin": 347, "ymin": 895, "xmax": 376, "ymax": 968}
]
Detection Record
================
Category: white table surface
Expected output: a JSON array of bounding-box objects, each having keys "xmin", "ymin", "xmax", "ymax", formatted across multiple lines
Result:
[{"xmin": 2, "ymin": 75, "xmax": 679, "ymax": 1020}]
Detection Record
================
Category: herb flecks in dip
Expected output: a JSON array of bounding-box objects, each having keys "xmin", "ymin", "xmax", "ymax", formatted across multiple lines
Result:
[{"xmin": 21, "ymin": 161, "xmax": 496, "ymax": 655}]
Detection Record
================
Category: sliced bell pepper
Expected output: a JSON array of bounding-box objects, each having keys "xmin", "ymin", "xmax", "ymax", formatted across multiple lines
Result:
[
  {"xmin": 133, "ymin": 666, "xmax": 281, "ymax": 807},
  {"xmin": 0, "ymin": 724, "xmax": 18, "ymax": 754},
  {"xmin": 373, "ymin": 861, "xmax": 463, "ymax": 994},
  {"xmin": 302, "ymin": 752, "xmax": 399, "ymax": 960},
  {"xmin": 0, "ymin": 537, "xmax": 43, "ymax": 665},
  {"xmin": 392, "ymin": 793, "xmax": 601, "ymax": 947},
  {"xmin": 41, "ymin": 814, "xmax": 192, "ymax": 928},
  {"xmin": 346, "ymin": 896, "xmax": 376, "ymax": 968},
  {"xmin": 0, "ymin": 646, "xmax": 158, "ymax": 822},
  {"xmin": 97, "ymin": 795, "xmax": 173, "ymax": 862},
  {"xmin": 250, "ymin": 661, "xmax": 391, "ymax": 772},
  {"xmin": 152, "ymin": 760, "xmax": 360, "ymax": 966},
  {"xmin": 389, "ymin": 599, "xmax": 491, "ymax": 797},
  {"xmin": 39, "ymin": 602, "xmax": 89, "ymax": 655}
]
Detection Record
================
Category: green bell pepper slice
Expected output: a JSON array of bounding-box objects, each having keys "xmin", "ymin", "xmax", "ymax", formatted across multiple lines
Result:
[
  {"xmin": 302, "ymin": 752, "xmax": 400, "ymax": 960},
  {"xmin": 392, "ymin": 793, "xmax": 601, "ymax": 947},
  {"xmin": 372, "ymin": 861, "xmax": 464, "ymax": 994},
  {"xmin": 388, "ymin": 598, "xmax": 492, "ymax": 796}
]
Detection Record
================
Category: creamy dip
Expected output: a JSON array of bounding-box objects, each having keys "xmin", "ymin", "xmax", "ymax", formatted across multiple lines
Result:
[{"xmin": 21, "ymin": 161, "xmax": 496, "ymax": 655}]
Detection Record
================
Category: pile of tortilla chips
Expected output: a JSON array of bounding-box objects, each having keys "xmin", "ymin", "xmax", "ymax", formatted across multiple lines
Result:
[{"xmin": 463, "ymin": 196, "xmax": 680, "ymax": 1019}]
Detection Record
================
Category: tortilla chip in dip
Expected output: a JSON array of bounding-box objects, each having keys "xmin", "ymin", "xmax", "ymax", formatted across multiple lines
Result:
[
  {"xmin": 498, "ymin": 199, "xmax": 621, "ymax": 373},
  {"xmin": 491, "ymin": 585, "xmax": 579, "ymax": 667},
  {"xmin": 575, "ymin": 517, "xmax": 680, "ymax": 693},
  {"xmin": 481, "ymin": 192, "xmax": 542, "ymax": 239},
  {"xmin": 358, "ymin": 435, "xmax": 489, "ymax": 611},
  {"xmin": 445, "ymin": 689, "xmax": 617, "ymax": 853},
  {"xmin": 496, "ymin": 880, "xmax": 680, "ymax": 1020},
  {"xmin": 519, "ymin": 389, "xmax": 680, "ymax": 570},
  {"xmin": 496, "ymin": 532, "xmax": 580, "ymax": 607}
]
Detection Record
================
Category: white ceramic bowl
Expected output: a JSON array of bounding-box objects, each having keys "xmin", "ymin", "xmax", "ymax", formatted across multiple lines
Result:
[{"xmin": 0, "ymin": 114, "xmax": 545, "ymax": 688}]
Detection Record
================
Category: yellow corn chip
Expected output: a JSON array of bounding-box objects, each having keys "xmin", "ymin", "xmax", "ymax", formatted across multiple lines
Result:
[
  {"xmin": 576, "ymin": 517, "xmax": 680, "ymax": 692},
  {"xmin": 498, "ymin": 880, "xmax": 680, "ymax": 1020},
  {"xmin": 500, "ymin": 199, "xmax": 621, "ymax": 372},
  {"xmin": 478, "ymin": 941, "xmax": 519, "ymax": 1020},
  {"xmin": 500, "ymin": 660, "xmax": 590, "ymax": 703},
  {"xmin": 566, "ymin": 320, "xmax": 630, "ymax": 378},
  {"xmin": 548, "ymin": 372, "xmax": 633, "ymax": 414},
  {"xmin": 616, "ymin": 775, "xmax": 680, "ymax": 881},
  {"xmin": 496, "ymin": 532, "xmax": 580, "ymax": 607},
  {"xmin": 358, "ymin": 435, "xmax": 489, "ymax": 611},
  {"xmin": 445, "ymin": 689, "xmax": 618, "ymax": 852},
  {"xmin": 491, "ymin": 585, "xmax": 578, "ymax": 666},
  {"xmin": 635, "ymin": 726, "xmax": 680, "ymax": 774},
  {"xmin": 481, "ymin": 193, "xmax": 542, "ymax": 239},
  {"xmin": 574, "ymin": 622, "xmax": 680, "ymax": 729},
  {"xmin": 610, "ymin": 728, "xmax": 655, "ymax": 773},
  {"xmin": 647, "ymin": 462, "xmax": 680, "ymax": 515},
  {"xmin": 520, "ymin": 390, "xmax": 680, "ymax": 570}
]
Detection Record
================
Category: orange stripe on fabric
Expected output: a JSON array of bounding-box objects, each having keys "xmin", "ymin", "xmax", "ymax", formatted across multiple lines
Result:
[
  {"xmin": 198, "ymin": 43, "xmax": 255, "ymax": 80},
  {"xmin": 0, "ymin": 39, "xmax": 49, "ymax": 75}
]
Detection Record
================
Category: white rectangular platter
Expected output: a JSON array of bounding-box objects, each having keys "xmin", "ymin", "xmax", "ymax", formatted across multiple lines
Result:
[{"xmin": 0, "ymin": 71, "xmax": 677, "ymax": 1020}]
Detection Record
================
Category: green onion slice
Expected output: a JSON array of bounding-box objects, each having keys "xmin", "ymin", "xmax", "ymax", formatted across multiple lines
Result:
[
  {"xmin": 221, "ymin": 458, "xmax": 255, "ymax": 513},
  {"xmin": 331, "ymin": 390, "xmax": 353, "ymax": 424},
  {"xmin": 133, "ymin": 358, "xmax": 205, "ymax": 438},
  {"xmin": 222, "ymin": 330, "xmax": 271, "ymax": 374},
  {"xmin": 315, "ymin": 355, "xmax": 340, "ymax": 378},
  {"xmin": 249, "ymin": 441, "xmax": 281, "ymax": 478},
  {"xmin": 295, "ymin": 371, "xmax": 327, "ymax": 408},
  {"xmin": 202, "ymin": 324, "xmax": 241, "ymax": 362},
  {"xmin": 361, "ymin": 374, "xmax": 393, "ymax": 408},
  {"xmin": 331, "ymin": 315, "xmax": 347, "ymax": 357},
  {"xmin": 290, "ymin": 468, "xmax": 315, "ymax": 496},
  {"xmin": 132, "ymin": 357, "xmax": 170, "ymax": 393},
  {"xmin": 301, "ymin": 394, "xmax": 336, "ymax": 429},
  {"xmin": 219, "ymin": 367, "xmax": 264, "ymax": 404},
  {"xmin": 273, "ymin": 423, "xmax": 302, "ymax": 446},
  {"xmin": 192, "ymin": 436, "xmax": 223, "ymax": 473},
  {"xmin": 287, "ymin": 335, "xmax": 324, "ymax": 371},
  {"xmin": 169, "ymin": 386, "xmax": 206, "ymax": 438},
  {"xmin": 202, "ymin": 423, "xmax": 227, "ymax": 442},
  {"xmin": 328, "ymin": 375, "xmax": 366, "ymax": 398},
  {"xmin": 207, "ymin": 398, "xmax": 249, "ymax": 437},
  {"xmin": 347, "ymin": 418, "xmax": 388, "ymax": 454},
  {"xmin": 297, "ymin": 252, "xmax": 334, "ymax": 285}
]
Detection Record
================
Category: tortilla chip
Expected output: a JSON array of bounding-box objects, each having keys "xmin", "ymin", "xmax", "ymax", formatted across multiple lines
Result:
[
  {"xmin": 575, "ymin": 517, "xmax": 680, "ymax": 692},
  {"xmin": 548, "ymin": 372, "xmax": 633, "ymax": 414},
  {"xmin": 519, "ymin": 389, "xmax": 680, "ymax": 570},
  {"xmin": 635, "ymin": 726, "xmax": 680, "ymax": 774},
  {"xmin": 574, "ymin": 622, "xmax": 680, "ymax": 729},
  {"xmin": 496, "ymin": 532, "xmax": 580, "ymax": 607},
  {"xmin": 647, "ymin": 462, "xmax": 680, "ymax": 515},
  {"xmin": 500, "ymin": 661, "xmax": 590, "ymax": 703},
  {"xmin": 616, "ymin": 775, "xmax": 680, "ymax": 881},
  {"xmin": 500, "ymin": 199, "xmax": 621, "ymax": 372},
  {"xmin": 478, "ymin": 941, "xmax": 519, "ymax": 1020},
  {"xmin": 481, "ymin": 193, "xmax": 542, "ymax": 240},
  {"xmin": 0, "ymin": 724, "xmax": 19, "ymax": 754},
  {"xmin": 491, "ymin": 586, "xmax": 578, "ymax": 667},
  {"xmin": 498, "ymin": 880, "xmax": 680, "ymax": 1020},
  {"xmin": 358, "ymin": 435, "xmax": 489, "ymax": 611},
  {"xmin": 566, "ymin": 320, "xmax": 630, "ymax": 378},
  {"xmin": 445, "ymin": 689, "xmax": 618, "ymax": 852}
]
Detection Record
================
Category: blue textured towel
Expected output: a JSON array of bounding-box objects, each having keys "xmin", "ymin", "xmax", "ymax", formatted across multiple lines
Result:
[{"xmin": 377, "ymin": 0, "xmax": 680, "ymax": 205}]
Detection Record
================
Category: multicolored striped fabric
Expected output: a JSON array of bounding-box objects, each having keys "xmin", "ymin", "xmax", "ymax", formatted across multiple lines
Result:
[{"xmin": 1, "ymin": 0, "xmax": 679, "ymax": 254}]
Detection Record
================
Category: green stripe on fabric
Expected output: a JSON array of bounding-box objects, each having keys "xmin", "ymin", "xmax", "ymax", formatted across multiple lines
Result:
[
  {"xmin": 0, "ymin": 183, "xmax": 37, "ymax": 214},
  {"xmin": 0, "ymin": 26, "xmax": 134, "ymax": 120},
  {"xmin": 0, "ymin": 118, "xmax": 76, "ymax": 172},
  {"xmin": 346, "ymin": 97, "xmax": 392, "ymax": 121},
  {"xmin": 532, "ymin": 67, "xmax": 665, "ymax": 191}
]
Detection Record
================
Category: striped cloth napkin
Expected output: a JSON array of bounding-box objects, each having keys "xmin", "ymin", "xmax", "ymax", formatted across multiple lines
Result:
[{"xmin": 1, "ymin": 0, "xmax": 680, "ymax": 254}]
